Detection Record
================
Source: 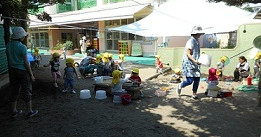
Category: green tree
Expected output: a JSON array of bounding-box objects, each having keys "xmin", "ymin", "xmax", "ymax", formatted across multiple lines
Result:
[
  {"xmin": 208, "ymin": 0, "xmax": 260, "ymax": 6},
  {"xmin": 0, "ymin": 0, "xmax": 65, "ymax": 45}
]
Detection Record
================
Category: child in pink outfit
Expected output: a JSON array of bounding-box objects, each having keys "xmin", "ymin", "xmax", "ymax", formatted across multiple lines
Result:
[
  {"xmin": 205, "ymin": 68, "xmax": 220, "ymax": 95},
  {"xmin": 44, "ymin": 53, "xmax": 61, "ymax": 87}
]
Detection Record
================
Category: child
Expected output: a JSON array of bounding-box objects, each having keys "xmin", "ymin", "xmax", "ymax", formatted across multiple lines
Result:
[
  {"xmin": 111, "ymin": 70, "xmax": 128, "ymax": 95},
  {"xmin": 96, "ymin": 55, "xmax": 104, "ymax": 76},
  {"xmin": 117, "ymin": 54, "xmax": 124, "ymax": 71},
  {"xmin": 253, "ymin": 52, "xmax": 261, "ymax": 78},
  {"xmin": 155, "ymin": 55, "xmax": 163, "ymax": 73},
  {"xmin": 129, "ymin": 68, "xmax": 143, "ymax": 97},
  {"xmin": 233, "ymin": 56, "xmax": 250, "ymax": 82},
  {"xmin": 205, "ymin": 68, "xmax": 221, "ymax": 95},
  {"xmin": 170, "ymin": 68, "xmax": 182, "ymax": 83},
  {"xmin": 33, "ymin": 47, "xmax": 41, "ymax": 67},
  {"xmin": 216, "ymin": 56, "xmax": 227, "ymax": 80},
  {"xmin": 44, "ymin": 52, "xmax": 61, "ymax": 87},
  {"xmin": 62, "ymin": 58, "xmax": 78, "ymax": 94},
  {"xmin": 103, "ymin": 53, "xmax": 112, "ymax": 76},
  {"xmin": 108, "ymin": 53, "xmax": 115, "ymax": 72},
  {"xmin": 129, "ymin": 68, "xmax": 141, "ymax": 86}
]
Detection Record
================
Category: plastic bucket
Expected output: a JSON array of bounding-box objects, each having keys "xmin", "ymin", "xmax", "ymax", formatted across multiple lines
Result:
[
  {"xmin": 94, "ymin": 76, "xmax": 103, "ymax": 84},
  {"xmin": 80, "ymin": 89, "xmax": 91, "ymax": 99},
  {"xmin": 113, "ymin": 95, "xmax": 122, "ymax": 104},
  {"xmin": 247, "ymin": 76, "xmax": 252, "ymax": 85},
  {"xmin": 120, "ymin": 94, "xmax": 131, "ymax": 105},
  {"xmin": 95, "ymin": 90, "xmax": 107, "ymax": 100},
  {"xmin": 198, "ymin": 54, "xmax": 212, "ymax": 67}
]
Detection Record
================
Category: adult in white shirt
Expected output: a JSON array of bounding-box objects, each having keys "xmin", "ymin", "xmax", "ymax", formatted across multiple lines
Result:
[
  {"xmin": 233, "ymin": 56, "xmax": 250, "ymax": 82},
  {"xmin": 80, "ymin": 36, "xmax": 87, "ymax": 57}
]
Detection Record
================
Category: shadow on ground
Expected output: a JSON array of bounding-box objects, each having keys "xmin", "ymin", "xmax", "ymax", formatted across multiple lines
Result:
[{"xmin": 0, "ymin": 55, "xmax": 260, "ymax": 137}]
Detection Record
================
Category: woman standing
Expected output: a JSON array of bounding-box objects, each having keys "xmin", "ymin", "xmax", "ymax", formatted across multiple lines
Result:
[
  {"xmin": 6, "ymin": 27, "xmax": 38, "ymax": 117},
  {"xmin": 176, "ymin": 26, "xmax": 204, "ymax": 99}
]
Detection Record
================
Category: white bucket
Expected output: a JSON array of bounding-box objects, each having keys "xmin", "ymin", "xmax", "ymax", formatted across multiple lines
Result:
[
  {"xmin": 80, "ymin": 89, "xmax": 91, "ymax": 99},
  {"xmin": 95, "ymin": 90, "xmax": 107, "ymax": 100},
  {"xmin": 198, "ymin": 54, "xmax": 212, "ymax": 67},
  {"xmin": 113, "ymin": 95, "xmax": 122, "ymax": 104},
  {"xmin": 94, "ymin": 76, "xmax": 103, "ymax": 84},
  {"xmin": 207, "ymin": 90, "xmax": 218, "ymax": 97}
]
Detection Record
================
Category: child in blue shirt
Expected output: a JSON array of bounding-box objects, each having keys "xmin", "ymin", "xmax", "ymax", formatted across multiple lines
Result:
[{"xmin": 62, "ymin": 58, "xmax": 78, "ymax": 94}]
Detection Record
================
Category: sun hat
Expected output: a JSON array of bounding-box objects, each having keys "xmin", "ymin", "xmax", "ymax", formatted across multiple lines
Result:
[
  {"xmin": 254, "ymin": 51, "xmax": 261, "ymax": 60},
  {"xmin": 191, "ymin": 26, "xmax": 205, "ymax": 35},
  {"xmin": 50, "ymin": 52, "xmax": 60, "ymax": 61},
  {"xmin": 132, "ymin": 68, "xmax": 139, "ymax": 74},
  {"xmin": 174, "ymin": 68, "xmax": 181, "ymax": 74},
  {"xmin": 66, "ymin": 58, "xmax": 75, "ymax": 67},
  {"xmin": 103, "ymin": 53, "xmax": 109, "ymax": 63},
  {"xmin": 11, "ymin": 27, "xmax": 27, "ymax": 39},
  {"xmin": 34, "ymin": 47, "xmax": 39, "ymax": 52},
  {"xmin": 112, "ymin": 70, "xmax": 122, "ymax": 84},
  {"xmin": 220, "ymin": 56, "xmax": 228, "ymax": 62},
  {"xmin": 108, "ymin": 53, "xmax": 113, "ymax": 58},
  {"xmin": 208, "ymin": 68, "xmax": 218, "ymax": 81},
  {"xmin": 66, "ymin": 58, "xmax": 74, "ymax": 64},
  {"xmin": 119, "ymin": 54, "xmax": 124, "ymax": 61},
  {"xmin": 96, "ymin": 55, "xmax": 102, "ymax": 63},
  {"xmin": 33, "ymin": 47, "xmax": 40, "ymax": 56}
]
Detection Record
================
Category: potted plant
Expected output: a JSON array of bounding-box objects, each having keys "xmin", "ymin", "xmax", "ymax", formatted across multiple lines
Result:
[
  {"xmin": 63, "ymin": 40, "xmax": 80, "ymax": 55},
  {"xmin": 50, "ymin": 42, "xmax": 64, "ymax": 54}
]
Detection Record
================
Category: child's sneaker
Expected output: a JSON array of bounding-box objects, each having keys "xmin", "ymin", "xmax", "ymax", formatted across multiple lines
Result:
[
  {"xmin": 27, "ymin": 110, "xmax": 38, "ymax": 118},
  {"xmin": 12, "ymin": 110, "xmax": 22, "ymax": 118},
  {"xmin": 191, "ymin": 95, "xmax": 199, "ymax": 100},
  {"xmin": 176, "ymin": 84, "xmax": 181, "ymax": 96},
  {"xmin": 62, "ymin": 89, "xmax": 67, "ymax": 93},
  {"xmin": 71, "ymin": 90, "xmax": 76, "ymax": 94}
]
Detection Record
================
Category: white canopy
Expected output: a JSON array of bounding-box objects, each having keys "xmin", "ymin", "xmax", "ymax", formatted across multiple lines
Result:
[
  {"xmin": 29, "ymin": 2, "xmax": 149, "ymax": 28},
  {"xmin": 109, "ymin": 0, "xmax": 260, "ymax": 37}
]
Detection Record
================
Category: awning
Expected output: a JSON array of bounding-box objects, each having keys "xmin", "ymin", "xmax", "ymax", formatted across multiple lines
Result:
[
  {"xmin": 29, "ymin": 2, "xmax": 150, "ymax": 28},
  {"xmin": 109, "ymin": 0, "xmax": 261, "ymax": 37},
  {"xmin": 254, "ymin": 9, "xmax": 261, "ymax": 19}
]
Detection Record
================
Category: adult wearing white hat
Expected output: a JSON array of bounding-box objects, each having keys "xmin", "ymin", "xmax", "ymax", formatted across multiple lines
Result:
[
  {"xmin": 80, "ymin": 36, "xmax": 87, "ymax": 57},
  {"xmin": 6, "ymin": 27, "xmax": 38, "ymax": 117},
  {"xmin": 176, "ymin": 26, "xmax": 204, "ymax": 99}
]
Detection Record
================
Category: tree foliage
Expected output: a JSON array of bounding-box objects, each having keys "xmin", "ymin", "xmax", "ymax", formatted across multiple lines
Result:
[
  {"xmin": 0, "ymin": 0, "xmax": 65, "ymax": 44},
  {"xmin": 208, "ymin": 0, "xmax": 261, "ymax": 6}
]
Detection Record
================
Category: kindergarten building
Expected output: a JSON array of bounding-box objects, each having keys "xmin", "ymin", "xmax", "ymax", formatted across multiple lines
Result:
[{"xmin": 28, "ymin": 0, "xmax": 164, "ymax": 56}]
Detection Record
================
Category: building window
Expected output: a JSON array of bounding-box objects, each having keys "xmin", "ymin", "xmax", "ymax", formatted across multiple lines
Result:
[
  {"xmin": 103, "ymin": 0, "xmax": 126, "ymax": 4},
  {"xmin": 202, "ymin": 32, "xmax": 237, "ymax": 49},
  {"xmin": 106, "ymin": 31, "xmax": 119, "ymax": 50},
  {"xmin": 31, "ymin": 32, "xmax": 49, "ymax": 48},
  {"xmin": 61, "ymin": 33, "xmax": 73, "ymax": 43},
  {"xmin": 57, "ymin": 0, "xmax": 73, "ymax": 13},
  {"xmin": 105, "ymin": 18, "xmax": 146, "ymax": 50},
  {"xmin": 78, "ymin": 0, "xmax": 97, "ymax": 10}
]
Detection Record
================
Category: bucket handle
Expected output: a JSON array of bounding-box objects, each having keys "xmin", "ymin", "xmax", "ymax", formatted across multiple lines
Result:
[{"xmin": 122, "ymin": 97, "xmax": 131, "ymax": 102}]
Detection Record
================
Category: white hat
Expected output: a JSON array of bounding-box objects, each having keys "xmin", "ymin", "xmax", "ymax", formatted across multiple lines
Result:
[
  {"xmin": 191, "ymin": 26, "xmax": 205, "ymax": 35},
  {"xmin": 11, "ymin": 27, "xmax": 27, "ymax": 39}
]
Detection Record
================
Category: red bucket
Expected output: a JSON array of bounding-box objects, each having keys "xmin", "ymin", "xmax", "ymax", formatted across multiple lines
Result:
[{"xmin": 120, "ymin": 94, "xmax": 131, "ymax": 105}]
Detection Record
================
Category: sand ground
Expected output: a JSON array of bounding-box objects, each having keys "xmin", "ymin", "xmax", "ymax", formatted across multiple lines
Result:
[{"xmin": 0, "ymin": 55, "xmax": 260, "ymax": 137}]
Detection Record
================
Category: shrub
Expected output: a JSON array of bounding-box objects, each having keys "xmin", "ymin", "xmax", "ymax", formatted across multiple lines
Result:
[
  {"xmin": 63, "ymin": 41, "xmax": 74, "ymax": 50},
  {"xmin": 52, "ymin": 43, "xmax": 63, "ymax": 50}
]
